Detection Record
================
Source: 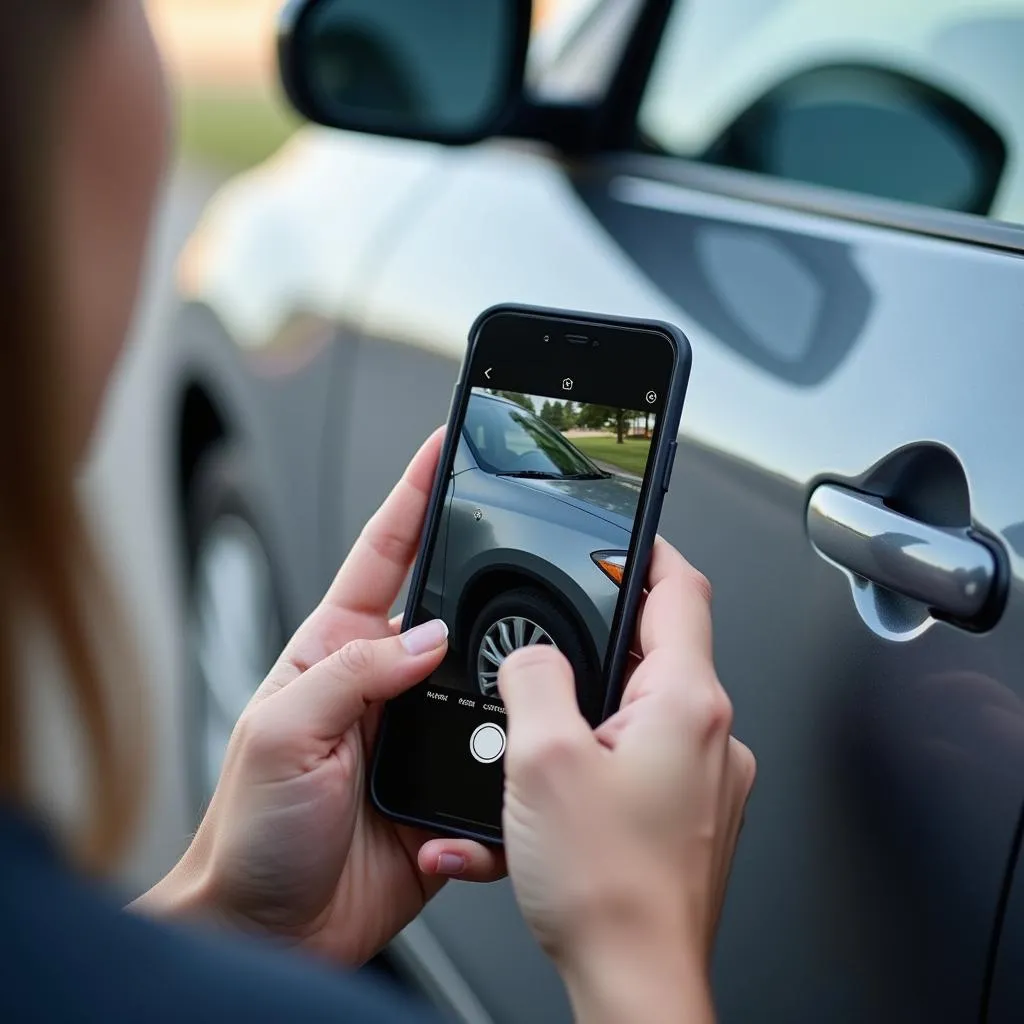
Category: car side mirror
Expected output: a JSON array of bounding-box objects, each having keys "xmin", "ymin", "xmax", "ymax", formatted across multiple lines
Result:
[
  {"xmin": 703, "ymin": 64, "xmax": 1006, "ymax": 215},
  {"xmin": 278, "ymin": 0, "xmax": 533, "ymax": 145}
]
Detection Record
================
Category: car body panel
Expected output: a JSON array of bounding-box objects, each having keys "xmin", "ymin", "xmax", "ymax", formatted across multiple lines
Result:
[
  {"xmin": 177, "ymin": 130, "xmax": 448, "ymax": 350},
  {"xmin": 347, "ymin": 142, "xmax": 1024, "ymax": 1021},
  {"xmin": 987, "ymin": 816, "xmax": 1024, "ymax": 1024},
  {"xmin": 442, "ymin": 462, "xmax": 625, "ymax": 655},
  {"xmin": 167, "ymin": 299, "xmax": 338, "ymax": 626},
  {"xmin": 509, "ymin": 475, "xmax": 639, "ymax": 531}
]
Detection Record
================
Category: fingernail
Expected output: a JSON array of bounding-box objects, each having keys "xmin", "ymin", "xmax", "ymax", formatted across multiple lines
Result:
[
  {"xmin": 401, "ymin": 619, "xmax": 449, "ymax": 656},
  {"xmin": 436, "ymin": 853, "xmax": 466, "ymax": 876}
]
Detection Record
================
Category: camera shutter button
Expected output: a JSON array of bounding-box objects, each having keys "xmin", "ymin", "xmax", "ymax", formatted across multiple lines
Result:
[{"xmin": 470, "ymin": 723, "xmax": 506, "ymax": 764}]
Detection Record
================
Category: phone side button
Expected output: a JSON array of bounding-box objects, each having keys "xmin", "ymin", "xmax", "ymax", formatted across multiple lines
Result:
[{"xmin": 662, "ymin": 440, "xmax": 678, "ymax": 493}]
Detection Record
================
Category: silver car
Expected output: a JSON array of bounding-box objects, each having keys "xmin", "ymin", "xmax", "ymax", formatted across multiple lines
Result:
[{"xmin": 421, "ymin": 391, "xmax": 641, "ymax": 696}]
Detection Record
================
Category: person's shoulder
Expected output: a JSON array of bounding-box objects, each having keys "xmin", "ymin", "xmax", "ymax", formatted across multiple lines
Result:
[{"xmin": 0, "ymin": 808, "xmax": 435, "ymax": 1024}]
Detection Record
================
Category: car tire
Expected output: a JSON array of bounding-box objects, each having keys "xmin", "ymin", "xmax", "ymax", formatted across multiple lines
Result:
[
  {"xmin": 466, "ymin": 587, "xmax": 593, "ymax": 699},
  {"xmin": 183, "ymin": 445, "xmax": 284, "ymax": 814}
]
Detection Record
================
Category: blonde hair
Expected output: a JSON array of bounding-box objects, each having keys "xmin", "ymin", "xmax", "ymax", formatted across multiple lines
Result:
[{"xmin": 0, "ymin": 0, "xmax": 140, "ymax": 869}]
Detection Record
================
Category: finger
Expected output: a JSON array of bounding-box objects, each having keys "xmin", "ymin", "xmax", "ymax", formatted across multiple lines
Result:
[
  {"xmin": 730, "ymin": 737, "xmax": 757, "ymax": 803},
  {"xmin": 390, "ymin": 613, "xmax": 404, "ymax": 634},
  {"xmin": 639, "ymin": 538, "xmax": 713, "ymax": 662},
  {"xmin": 260, "ymin": 619, "xmax": 449, "ymax": 747},
  {"xmin": 417, "ymin": 838, "xmax": 507, "ymax": 882},
  {"xmin": 323, "ymin": 429, "xmax": 445, "ymax": 616},
  {"xmin": 498, "ymin": 646, "xmax": 593, "ymax": 770},
  {"xmin": 595, "ymin": 696, "xmax": 641, "ymax": 750}
]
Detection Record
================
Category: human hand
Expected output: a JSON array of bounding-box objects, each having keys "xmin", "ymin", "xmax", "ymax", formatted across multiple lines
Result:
[
  {"xmin": 142, "ymin": 431, "xmax": 505, "ymax": 964},
  {"xmin": 498, "ymin": 540, "xmax": 755, "ymax": 1022}
]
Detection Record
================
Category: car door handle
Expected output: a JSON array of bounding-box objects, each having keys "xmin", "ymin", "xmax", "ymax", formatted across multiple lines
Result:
[{"xmin": 807, "ymin": 483, "xmax": 998, "ymax": 623}]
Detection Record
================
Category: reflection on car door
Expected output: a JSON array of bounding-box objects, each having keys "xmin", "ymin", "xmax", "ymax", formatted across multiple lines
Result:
[
  {"xmin": 353, "ymin": 154, "xmax": 1024, "ymax": 1024},
  {"xmin": 574, "ymin": 161, "xmax": 1024, "ymax": 1021},
  {"xmin": 333, "ymin": 6, "xmax": 1024, "ymax": 1018}
]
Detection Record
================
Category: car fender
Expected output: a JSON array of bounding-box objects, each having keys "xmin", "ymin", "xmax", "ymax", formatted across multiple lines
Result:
[{"xmin": 450, "ymin": 547, "xmax": 609, "ymax": 667}]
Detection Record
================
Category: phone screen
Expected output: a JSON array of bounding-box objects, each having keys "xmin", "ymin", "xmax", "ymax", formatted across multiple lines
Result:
[{"xmin": 372, "ymin": 310, "xmax": 678, "ymax": 840}]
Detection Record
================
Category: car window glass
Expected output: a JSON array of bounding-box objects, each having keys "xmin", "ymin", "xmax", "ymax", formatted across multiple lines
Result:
[
  {"xmin": 464, "ymin": 395, "xmax": 603, "ymax": 478},
  {"xmin": 638, "ymin": 0, "xmax": 1024, "ymax": 225}
]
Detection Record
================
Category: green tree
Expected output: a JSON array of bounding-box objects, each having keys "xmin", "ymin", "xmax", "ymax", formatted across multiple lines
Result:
[
  {"xmin": 575, "ymin": 404, "xmax": 627, "ymax": 439},
  {"xmin": 539, "ymin": 399, "xmax": 557, "ymax": 427},
  {"xmin": 613, "ymin": 408, "xmax": 627, "ymax": 444},
  {"xmin": 575, "ymin": 404, "xmax": 614, "ymax": 430}
]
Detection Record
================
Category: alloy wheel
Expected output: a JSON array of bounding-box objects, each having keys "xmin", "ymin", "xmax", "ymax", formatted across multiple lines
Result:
[{"xmin": 476, "ymin": 615, "xmax": 555, "ymax": 696}]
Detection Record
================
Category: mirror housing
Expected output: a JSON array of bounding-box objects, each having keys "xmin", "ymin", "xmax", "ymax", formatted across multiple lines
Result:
[{"xmin": 278, "ymin": 0, "xmax": 533, "ymax": 145}]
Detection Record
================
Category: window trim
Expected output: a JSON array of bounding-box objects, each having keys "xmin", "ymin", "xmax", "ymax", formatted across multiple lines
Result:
[{"xmin": 587, "ymin": 153, "xmax": 1024, "ymax": 256}]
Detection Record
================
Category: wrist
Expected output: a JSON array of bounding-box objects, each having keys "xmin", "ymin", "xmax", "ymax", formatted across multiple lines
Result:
[
  {"xmin": 562, "ymin": 940, "xmax": 713, "ymax": 1024},
  {"xmin": 131, "ymin": 842, "xmax": 218, "ymax": 924},
  {"xmin": 557, "ymin": 903, "xmax": 714, "ymax": 1024}
]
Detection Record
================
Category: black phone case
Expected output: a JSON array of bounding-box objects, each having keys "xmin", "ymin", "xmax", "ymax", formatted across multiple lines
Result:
[{"xmin": 370, "ymin": 303, "xmax": 693, "ymax": 844}]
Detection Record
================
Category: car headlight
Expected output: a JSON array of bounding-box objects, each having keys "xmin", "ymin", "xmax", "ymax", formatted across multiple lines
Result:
[{"xmin": 592, "ymin": 551, "xmax": 628, "ymax": 586}]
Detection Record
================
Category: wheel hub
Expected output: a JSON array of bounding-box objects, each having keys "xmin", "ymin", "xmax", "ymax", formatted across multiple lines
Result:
[{"xmin": 476, "ymin": 615, "xmax": 555, "ymax": 696}]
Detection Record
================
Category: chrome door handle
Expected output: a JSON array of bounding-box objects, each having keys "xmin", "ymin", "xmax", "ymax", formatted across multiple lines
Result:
[{"xmin": 807, "ymin": 484, "xmax": 998, "ymax": 623}]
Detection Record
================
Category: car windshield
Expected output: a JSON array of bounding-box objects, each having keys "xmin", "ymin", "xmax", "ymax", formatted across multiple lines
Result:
[{"xmin": 464, "ymin": 394, "xmax": 605, "ymax": 479}]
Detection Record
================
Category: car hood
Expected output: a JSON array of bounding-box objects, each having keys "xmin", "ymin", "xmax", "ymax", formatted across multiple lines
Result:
[{"xmin": 508, "ymin": 475, "xmax": 639, "ymax": 534}]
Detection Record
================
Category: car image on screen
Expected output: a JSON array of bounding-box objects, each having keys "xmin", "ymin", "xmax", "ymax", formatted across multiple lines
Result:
[{"xmin": 415, "ymin": 390, "xmax": 648, "ymax": 700}]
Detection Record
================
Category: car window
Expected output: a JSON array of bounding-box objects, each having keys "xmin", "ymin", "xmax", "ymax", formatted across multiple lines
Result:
[
  {"xmin": 464, "ymin": 395, "xmax": 604, "ymax": 479},
  {"xmin": 638, "ymin": 0, "xmax": 1024, "ymax": 225}
]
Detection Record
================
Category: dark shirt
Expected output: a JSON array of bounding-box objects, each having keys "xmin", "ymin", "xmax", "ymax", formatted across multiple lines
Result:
[{"xmin": 0, "ymin": 807, "xmax": 437, "ymax": 1023}]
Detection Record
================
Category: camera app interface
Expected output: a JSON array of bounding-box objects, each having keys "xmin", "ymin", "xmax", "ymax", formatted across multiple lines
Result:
[
  {"xmin": 373, "ymin": 317, "xmax": 674, "ymax": 838},
  {"xmin": 416, "ymin": 387, "xmax": 653, "ymax": 704}
]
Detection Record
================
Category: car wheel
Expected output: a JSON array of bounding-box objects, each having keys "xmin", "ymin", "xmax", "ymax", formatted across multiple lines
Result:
[
  {"xmin": 184, "ymin": 446, "xmax": 284, "ymax": 812},
  {"xmin": 466, "ymin": 587, "xmax": 591, "ymax": 698}
]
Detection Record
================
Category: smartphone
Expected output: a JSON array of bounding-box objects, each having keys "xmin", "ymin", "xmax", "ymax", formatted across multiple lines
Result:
[{"xmin": 371, "ymin": 304, "xmax": 692, "ymax": 843}]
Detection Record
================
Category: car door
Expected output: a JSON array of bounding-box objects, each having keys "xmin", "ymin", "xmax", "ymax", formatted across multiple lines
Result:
[{"xmin": 328, "ymin": 1, "xmax": 1024, "ymax": 1021}]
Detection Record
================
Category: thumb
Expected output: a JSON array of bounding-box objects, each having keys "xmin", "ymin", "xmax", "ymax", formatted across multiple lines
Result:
[
  {"xmin": 498, "ymin": 646, "xmax": 592, "ymax": 768},
  {"xmin": 261, "ymin": 619, "xmax": 449, "ymax": 747}
]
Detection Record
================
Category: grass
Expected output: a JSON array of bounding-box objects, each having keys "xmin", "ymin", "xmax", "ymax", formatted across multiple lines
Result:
[
  {"xmin": 177, "ymin": 85, "xmax": 301, "ymax": 175},
  {"xmin": 572, "ymin": 436, "xmax": 652, "ymax": 477}
]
